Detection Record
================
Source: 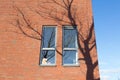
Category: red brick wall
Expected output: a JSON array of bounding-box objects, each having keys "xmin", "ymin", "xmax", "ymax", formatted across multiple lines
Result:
[{"xmin": 0, "ymin": 0, "xmax": 100, "ymax": 80}]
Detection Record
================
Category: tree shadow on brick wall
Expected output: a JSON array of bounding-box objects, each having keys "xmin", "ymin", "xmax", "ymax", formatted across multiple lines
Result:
[
  {"xmin": 10, "ymin": 0, "xmax": 100, "ymax": 80},
  {"xmin": 77, "ymin": 21, "xmax": 100, "ymax": 80}
]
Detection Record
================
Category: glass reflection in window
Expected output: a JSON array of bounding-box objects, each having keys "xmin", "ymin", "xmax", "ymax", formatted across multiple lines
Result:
[
  {"xmin": 40, "ymin": 26, "xmax": 56, "ymax": 65},
  {"xmin": 63, "ymin": 26, "xmax": 78, "ymax": 65}
]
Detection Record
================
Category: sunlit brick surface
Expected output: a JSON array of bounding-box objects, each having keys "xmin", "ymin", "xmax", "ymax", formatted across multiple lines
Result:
[{"xmin": 0, "ymin": 0, "xmax": 100, "ymax": 80}]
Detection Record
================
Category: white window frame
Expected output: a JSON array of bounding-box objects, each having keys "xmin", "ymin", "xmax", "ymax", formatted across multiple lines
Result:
[
  {"xmin": 62, "ymin": 26, "xmax": 79, "ymax": 66},
  {"xmin": 40, "ymin": 26, "xmax": 57, "ymax": 66}
]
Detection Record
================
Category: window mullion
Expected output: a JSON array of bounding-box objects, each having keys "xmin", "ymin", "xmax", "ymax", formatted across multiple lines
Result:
[
  {"xmin": 42, "ymin": 48, "xmax": 55, "ymax": 50},
  {"xmin": 63, "ymin": 48, "xmax": 77, "ymax": 50}
]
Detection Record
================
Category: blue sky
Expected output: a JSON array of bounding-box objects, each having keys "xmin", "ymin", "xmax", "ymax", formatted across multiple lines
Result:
[{"xmin": 92, "ymin": 0, "xmax": 120, "ymax": 80}]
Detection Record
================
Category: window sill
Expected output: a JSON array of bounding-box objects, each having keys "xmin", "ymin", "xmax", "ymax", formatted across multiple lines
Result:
[
  {"xmin": 40, "ymin": 64, "xmax": 56, "ymax": 67},
  {"xmin": 62, "ymin": 64, "xmax": 80, "ymax": 67}
]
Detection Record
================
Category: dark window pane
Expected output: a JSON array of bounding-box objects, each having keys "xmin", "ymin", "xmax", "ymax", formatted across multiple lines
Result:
[
  {"xmin": 63, "ymin": 28, "xmax": 77, "ymax": 48},
  {"xmin": 42, "ymin": 27, "xmax": 55, "ymax": 48},
  {"xmin": 63, "ymin": 50, "xmax": 77, "ymax": 64},
  {"xmin": 40, "ymin": 50, "xmax": 55, "ymax": 64}
]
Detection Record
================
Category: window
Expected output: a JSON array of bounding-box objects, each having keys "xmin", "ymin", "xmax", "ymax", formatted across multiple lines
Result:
[
  {"xmin": 40, "ymin": 26, "xmax": 56, "ymax": 66},
  {"xmin": 62, "ymin": 26, "xmax": 78, "ymax": 66}
]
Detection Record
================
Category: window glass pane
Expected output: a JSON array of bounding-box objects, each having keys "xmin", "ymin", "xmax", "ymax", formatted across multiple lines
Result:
[
  {"xmin": 40, "ymin": 50, "xmax": 55, "ymax": 65},
  {"xmin": 42, "ymin": 27, "xmax": 55, "ymax": 48},
  {"xmin": 63, "ymin": 50, "xmax": 77, "ymax": 64},
  {"xmin": 63, "ymin": 28, "xmax": 77, "ymax": 48}
]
